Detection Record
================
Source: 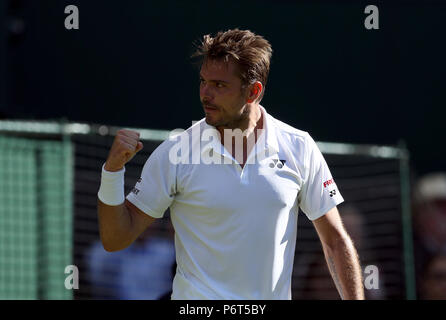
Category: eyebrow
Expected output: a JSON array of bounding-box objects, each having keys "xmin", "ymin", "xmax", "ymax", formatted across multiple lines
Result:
[{"xmin": 199, "ymin": 74, "xmax": 230, "ymax": 84}]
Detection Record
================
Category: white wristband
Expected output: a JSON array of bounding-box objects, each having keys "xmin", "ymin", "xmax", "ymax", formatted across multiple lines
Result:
[{"xmin": 98, "ymin": 164, "xmax": 125, "ymax": 206}]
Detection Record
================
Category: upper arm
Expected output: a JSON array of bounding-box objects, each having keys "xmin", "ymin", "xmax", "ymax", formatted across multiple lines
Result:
[
  {"xmin": 312, "ymin": 206, "xmax": 349, "ymax": 250},
  {"xmin": 125, "ymin": 199, "xmax": 156, "ymax": 240},
  {"xmin": 298, "ymin": 133, "xmax": 344, "ymax": 221},
  {"xmin": 125, "ymin": 140, "xmax": 177, "ymax": 219}
]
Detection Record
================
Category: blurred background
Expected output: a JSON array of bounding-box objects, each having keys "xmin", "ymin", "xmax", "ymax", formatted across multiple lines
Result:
[{"xmin": 0, "ymin": 0, "xmax": 445, "ymax": 300}]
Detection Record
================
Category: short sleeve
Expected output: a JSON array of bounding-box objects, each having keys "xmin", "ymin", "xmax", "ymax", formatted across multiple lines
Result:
[
  {"xmin": 126, "ymin": 140, "xmax": 177, "ymax": 218},
  {"xmin": 298, "ymin": 133, "xmax": 344, "ymax": 221}
]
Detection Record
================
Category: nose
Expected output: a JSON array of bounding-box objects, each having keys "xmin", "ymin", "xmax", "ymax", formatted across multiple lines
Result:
[{"xmin": 200, "ymin": 83, "xmax": 213, "ymax": 103}]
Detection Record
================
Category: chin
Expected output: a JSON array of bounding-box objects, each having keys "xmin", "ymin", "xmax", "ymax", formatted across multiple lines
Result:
[{"xmin": 204, "ymin": 114, "xmax": 219, "ymax": 127}]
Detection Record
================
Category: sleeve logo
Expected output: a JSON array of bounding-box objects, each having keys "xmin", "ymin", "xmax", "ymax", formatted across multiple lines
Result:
[{"xmin": 323, "ymin": 179, "xmax": 334, "ymax": 188}]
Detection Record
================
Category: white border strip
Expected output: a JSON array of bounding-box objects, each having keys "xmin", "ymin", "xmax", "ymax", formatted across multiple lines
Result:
[
  {"xmin": 0, "ymin": 120, "xmax": 406, "ymax": 159},
  {"xmin": 316, "ymin": 141, "xmax": 407, "ymax": 159}
]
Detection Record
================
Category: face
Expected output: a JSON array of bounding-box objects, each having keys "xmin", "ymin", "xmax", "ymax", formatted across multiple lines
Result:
[
  {"xmin": 199, "ymin": 59, "xmax": 249, "ymax": 129},
  {"xmin": 415, "ymin": 199, "xmax": 446, "ymax": 249},
  {"xmin": 422, "ymin": 256, "xmax": 446, "ymax": 299}
]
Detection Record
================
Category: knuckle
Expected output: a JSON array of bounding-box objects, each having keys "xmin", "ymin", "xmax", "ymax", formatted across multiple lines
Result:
[
  {"xmin": 114, "ymin": 137, "xmax": 123, "ymax": 147},
  {"xmin": 116, "ymin": 141, "xmax": 127, "ymax": 151}
]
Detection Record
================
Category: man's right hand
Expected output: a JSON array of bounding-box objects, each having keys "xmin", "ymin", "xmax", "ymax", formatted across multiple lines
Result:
[{"xmin": 104, "ymin": 129, "xmax": 144, "ymax": 172}]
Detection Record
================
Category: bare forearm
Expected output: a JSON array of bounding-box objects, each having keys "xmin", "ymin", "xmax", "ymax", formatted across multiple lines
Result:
[
  {"xmin": 97, "ymin": 129, "xmax": 147, "ymax": 251},
  {"xmin": 322, "ymin": 236, "xmax": 365, "ymax": 300},
  {"xmin": 97, "ymin": 200, "xmax": 134, "ymax": 251}
]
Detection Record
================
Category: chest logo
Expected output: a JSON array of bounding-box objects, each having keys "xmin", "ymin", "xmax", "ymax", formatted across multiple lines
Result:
[{"xmin": 269, "ymin": 159, "xmax": 286, "ymax": 169}]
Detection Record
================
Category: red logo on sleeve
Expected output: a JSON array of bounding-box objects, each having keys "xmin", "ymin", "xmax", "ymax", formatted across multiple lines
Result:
[{"xmin": 323, "ymin": 179, "xmax": 334, "ymax": 188}]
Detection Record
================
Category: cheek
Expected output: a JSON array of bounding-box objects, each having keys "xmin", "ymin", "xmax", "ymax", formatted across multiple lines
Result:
[
  {"xmin": 208, "ymin": 88, "xmax": 245, "ymax": 112},
  {"xmin": 225, "ymin": 88, "xmax": 245, "ymax": 104}
]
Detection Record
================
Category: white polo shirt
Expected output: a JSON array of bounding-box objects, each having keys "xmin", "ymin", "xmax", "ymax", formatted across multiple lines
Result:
[{"xmin": 126, "ymin": 106, "xmax": 344, "ymax": 300}]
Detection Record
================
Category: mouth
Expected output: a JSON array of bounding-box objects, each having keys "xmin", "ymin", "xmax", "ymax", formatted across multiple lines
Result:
[{"xmin": 203, "ymin": 104, "xmax": 219, "ymax": 113}]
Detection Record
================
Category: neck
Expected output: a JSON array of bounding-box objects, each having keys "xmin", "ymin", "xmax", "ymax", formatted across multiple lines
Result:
[
  {"xmin": 217, "ymin": 103, "xmax": 263, "ymax": 137},
  {"xmin": 217, "ymin": 104, "xmax": 264, "ymax": 167}
]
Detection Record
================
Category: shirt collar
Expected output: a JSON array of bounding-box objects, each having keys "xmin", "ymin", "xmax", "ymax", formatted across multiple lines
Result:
[
  {"xmin": 200, "ymin": 121, "xmax": 223, "ymax": 157},
  {"xmin": 260, "ymin": 105, "xmax": 280, "ymax": 154}
]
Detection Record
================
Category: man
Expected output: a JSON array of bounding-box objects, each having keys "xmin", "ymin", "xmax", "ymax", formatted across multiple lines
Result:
[
  {"xmin": 97, "ymin": 29, "xmax": 364, "ymax": 300},
  {"xmin": 419, "ymin": 254, "xmax": 446, "ymax": 300}
]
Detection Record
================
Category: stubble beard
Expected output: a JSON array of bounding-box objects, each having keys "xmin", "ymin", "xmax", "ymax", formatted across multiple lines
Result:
[
  {"xmin": 203, "ymin": 96, "xmax": 248, "ymax": 129},
  {"xmin": 205, "ymin": 111, "xmax": 244, "ymax": 130}
]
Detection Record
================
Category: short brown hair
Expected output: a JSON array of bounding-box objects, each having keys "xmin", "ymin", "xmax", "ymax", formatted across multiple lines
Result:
[{"xmin": 192, "ymin": 29, "xmax": 273, "ymax": 101}]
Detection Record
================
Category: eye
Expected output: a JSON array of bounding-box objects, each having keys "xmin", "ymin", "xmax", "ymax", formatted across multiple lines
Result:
[{"xmin": 216, "ymin": 82, "xmax": 224, "ymax": 88}]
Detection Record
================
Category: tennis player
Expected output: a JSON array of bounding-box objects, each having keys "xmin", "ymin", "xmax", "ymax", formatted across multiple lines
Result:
[{"xmin": 97, "ymin": 29, "xmax": 365, "ymax": 300}]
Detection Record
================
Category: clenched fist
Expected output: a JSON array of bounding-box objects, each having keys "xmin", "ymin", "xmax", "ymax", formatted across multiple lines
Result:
[{"xmin": 104, "ymin": 129, "xmax": 143, "ymax": 172}]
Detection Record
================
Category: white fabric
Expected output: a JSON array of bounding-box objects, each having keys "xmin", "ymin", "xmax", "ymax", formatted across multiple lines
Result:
[
  {"xmin": 126, "ymin": 106, "xmax": 344, "ymax": 299},
  {"xmin": 98, "ymin": 164, "xmax": 125, "ymax": 206}
]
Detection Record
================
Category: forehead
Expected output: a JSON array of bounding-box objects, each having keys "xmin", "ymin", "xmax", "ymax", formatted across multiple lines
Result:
[{"xmin": 200, "ymin": 59, "xmax": 241, "ymax": 83}]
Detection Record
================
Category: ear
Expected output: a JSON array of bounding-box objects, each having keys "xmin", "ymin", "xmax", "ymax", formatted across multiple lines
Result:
[{"xmin": 246, "ymin": 81, "xmax": 263, "ymax": 103}]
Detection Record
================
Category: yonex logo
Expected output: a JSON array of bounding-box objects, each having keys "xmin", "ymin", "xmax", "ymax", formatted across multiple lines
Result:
[
  {"xmin": 323, "ymin": 179, "xmax": 334, "ymax": 188},
  {"xmin": 269, "ymin": 159, "xmax": 286, "ymax": 169},
  {"xmin": 329, "ymin": 190, "xmax": 336, "ymax": 197}
]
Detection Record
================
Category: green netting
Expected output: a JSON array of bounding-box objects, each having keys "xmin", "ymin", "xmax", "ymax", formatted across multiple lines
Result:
[{"xmin": 0, "ymin": 135, "xmax": 73, "ymax": 299}]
